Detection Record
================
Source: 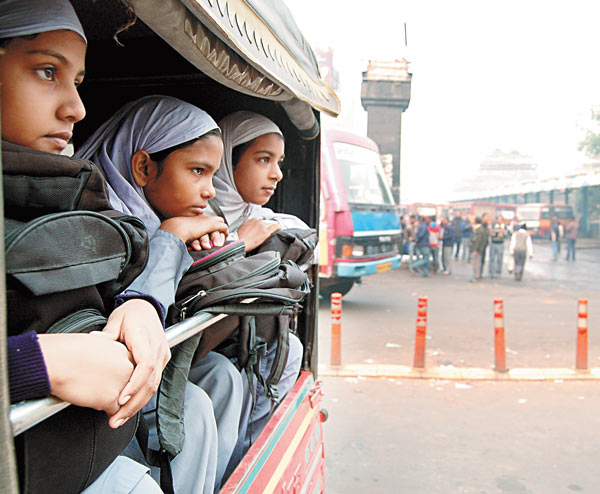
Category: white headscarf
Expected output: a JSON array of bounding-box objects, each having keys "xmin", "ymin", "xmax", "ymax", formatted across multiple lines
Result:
[
  {"xmin": 0, "ymin": 0, "xmax": 86, "ymax": 42},
  {"xmin": 75, "ymin": 95, "xmax": 219, "ymax": 234},
  {"xmin": 212, "ymin": 111, "xmax": 307, "ymax": 231}
]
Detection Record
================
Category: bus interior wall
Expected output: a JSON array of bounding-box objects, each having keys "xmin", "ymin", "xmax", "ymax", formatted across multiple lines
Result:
[{"xmin": 73, "ymin": 1, "xmax": 321, "ymax": 373}]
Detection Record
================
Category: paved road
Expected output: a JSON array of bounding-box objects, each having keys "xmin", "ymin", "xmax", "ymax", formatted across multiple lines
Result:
[{"xmin": 317, "ymin": 239, "xmax": 600, "ymax": 493}]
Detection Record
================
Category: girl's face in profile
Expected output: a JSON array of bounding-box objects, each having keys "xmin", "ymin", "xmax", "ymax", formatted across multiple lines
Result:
[
  {"xmin": 141, "ymin": 135, "xmax": 224, "ymax": 220},
  {"xmin": 0, "ymin": 30, "xmax": 86, "ymax": 153},
  {"xmin": 233, "ymin": 132, "xmax": 284, "ymax": 206}
]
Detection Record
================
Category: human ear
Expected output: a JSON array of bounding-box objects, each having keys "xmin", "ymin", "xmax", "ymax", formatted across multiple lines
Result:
[{"xmin": 131, "ymin": 150, "xmax": 156, "ymax": 187}]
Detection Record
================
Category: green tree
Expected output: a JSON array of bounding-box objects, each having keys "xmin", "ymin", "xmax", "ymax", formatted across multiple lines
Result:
[{"xmin": 578, "ymin": 109, "xmax": 600, "ymax": 157}]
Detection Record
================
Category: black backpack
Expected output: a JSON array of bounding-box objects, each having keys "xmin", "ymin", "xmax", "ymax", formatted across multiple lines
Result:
[
  {"xmin": 3, "ymin": 141, "xmax": 149, "ymax": 494},
  {"xmin": 248, "ymin": 227, "xmax": 317, "ymax": 266},
  {"xmin": 148, "ymin": 239, "xmax": 311, "ymax": 480}
]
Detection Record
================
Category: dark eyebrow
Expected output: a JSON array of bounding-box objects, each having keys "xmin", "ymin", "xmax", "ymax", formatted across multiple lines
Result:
[
  {"xmin": 189, "ymin": 161, "xmax": 217, "ymax": 170},
  {"xmin": 254, "ymin": 149, "xmax": 285, "ymax": 160},
  {"xmin": 26, "ymin": 49, "xmax": 86, "ymax": 78}
]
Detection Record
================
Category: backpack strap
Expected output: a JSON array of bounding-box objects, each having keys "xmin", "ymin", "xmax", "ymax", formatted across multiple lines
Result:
[
  {"xmin": 135, "ymin": 418, "xmax": 175, "ymax": 494},
  {"xmin": 137, "ymin": 332, "xmax": 202, "ymax": 494},
  {"xmin": 208, "ymin": 198, "xmax": 248, "ymax": 233},
  {"xmin": 263, "ymin": 315, "xmax": 292, "ymax": 399}
]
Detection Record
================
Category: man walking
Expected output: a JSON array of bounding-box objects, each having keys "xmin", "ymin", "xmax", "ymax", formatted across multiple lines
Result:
[
  {"xmin": 488, "ymin": 216, "xmax": 508, "ymax": 278},
  {"xmin": 410, "ymin": 216, "xmax": 431, "ymax": 277},
  {"xmin": 469, "ymin": 217, "xmax": 488, "ymax": 282},
  {"xmin": 510, "ymin": 224, "xmax": 533, "ymax": 281}
]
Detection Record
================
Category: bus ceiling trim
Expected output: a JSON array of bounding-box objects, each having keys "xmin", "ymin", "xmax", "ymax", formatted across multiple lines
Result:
[{"xmin": 127, "ymin": 0, "xmax": 341, "ymax": 117}]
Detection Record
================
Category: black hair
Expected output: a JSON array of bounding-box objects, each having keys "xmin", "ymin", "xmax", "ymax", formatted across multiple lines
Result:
[
  {"xmin": 231, "ymin": 140, "xmax": 254, "ymax": 170},
  {"xmin": 148, "ymin": 128, "xmax": 222, "ymax": 176},
  {"xmin": 0, "ymin": 34, "xmax": 38, "ymax": 48}
]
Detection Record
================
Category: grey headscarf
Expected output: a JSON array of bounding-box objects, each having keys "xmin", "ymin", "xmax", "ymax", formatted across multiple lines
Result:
[
  {"xmin": 0, "ymin": 0, "xmax": 86, "ymax": 42},
  {"xmin": 212, "ymin": 111, "xmax": 307, "ymax": 231},
  {"xmin": 75, "ymin": 95, "xmax": 219, "ymax": 234}
]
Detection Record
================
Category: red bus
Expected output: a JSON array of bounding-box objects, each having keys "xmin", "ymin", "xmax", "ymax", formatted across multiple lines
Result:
[
  {"xmin": 319, "ymin": 129, "xmax": 403, "ymax": 298},
  {"xmin": 516, "ymin": 203, "xmax": 574, "ymax": 237}
]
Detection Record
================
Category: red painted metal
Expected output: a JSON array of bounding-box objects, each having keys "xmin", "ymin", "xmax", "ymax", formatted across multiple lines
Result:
[
  {"xmin": 576, "ymin": 298, "xmax": 589, "ymax": 370},
  {"xmin": 330, "ymin": 292, "xmax": 342, "ymax": 366},
  {"xmin": 494, "ymin": 297, "xmax": 507, "ymax": 372},
  {"xmin": 220, "ymin": 371, "xmax": 326, "ymax": 494},
  {"xmin": 413, "ymin": 295, "xmax": 428, "ymax": 368}
]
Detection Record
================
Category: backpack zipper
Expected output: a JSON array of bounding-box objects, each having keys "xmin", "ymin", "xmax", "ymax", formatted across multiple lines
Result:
[
  {"xmin": 178, "ymin": 255, "xmax": 283, "ymax": 319},
  {"xmin": 46, "ymin": 308, "xmax": 107, "ymax": 334},
  {"xmin": 188, "ymin": 241, "xmax": 246, "ymax": 272}
]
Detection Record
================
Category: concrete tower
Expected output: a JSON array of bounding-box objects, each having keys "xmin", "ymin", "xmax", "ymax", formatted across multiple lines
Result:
[{"xmin": 361, "ymin": 59, "xmax": 411, "ymax": 204}]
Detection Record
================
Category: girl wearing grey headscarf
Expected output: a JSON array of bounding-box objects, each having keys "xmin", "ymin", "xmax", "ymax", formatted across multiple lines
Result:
[
  {"xmin": 212, "ymin": 111, "xmax": 306, "ymax": 479},
  {"xmin": 1, "ymin": 2, "xmax": 166, "ymax": 494},
  {"xmin": 0, "ymin": 0, "xmax": 86, "ymax": 42},
  {"xmin": 76, "ymin": 95, "xmax": 243, "ymax": 492},
  {"xmin": 76, "ymin": 95, "xmax": 229, "ymax": 309},
  {"xmin": 210, "ymin": 111, "xmax": 310, "ymax": 243}
]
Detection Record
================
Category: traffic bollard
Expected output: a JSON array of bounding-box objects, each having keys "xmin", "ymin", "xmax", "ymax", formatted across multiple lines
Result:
[
  {"xmin": 576, "ymin": 297, "xmax": 588, "ymax": 370},
  {"xmin": 330, "ymin": 292, "xmax": 342, "ymax": 367},
  {"xmin": 494, "ymin": 297, "xmax": 507, "ymax": 372},
  {"xmin": 413, "ymin": 295, "xmax": 428, "ymax": 368}
]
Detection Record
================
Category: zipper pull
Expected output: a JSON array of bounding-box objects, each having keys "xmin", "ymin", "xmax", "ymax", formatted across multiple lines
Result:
[{"xmin": 180, "ymin": 289, "xmax": 208, "ymax": 320}]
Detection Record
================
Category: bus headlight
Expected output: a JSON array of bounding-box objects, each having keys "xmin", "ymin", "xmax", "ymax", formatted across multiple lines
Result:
[
  {"xmin": 341, "ymin": 244, "xmax": 364, "ymax": 257},
  {"xmin": 352, "ymin": 245, "xmax": 365, "ymax": 257}
]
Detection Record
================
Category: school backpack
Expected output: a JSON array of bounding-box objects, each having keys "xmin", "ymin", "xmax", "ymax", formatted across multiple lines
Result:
[
  {"xmin": 148, "ymin": 237, "xmax": 311, "ymax": 487},
  {"xmin": 248, "ymin": 227, "xmax": 318, "ymax": 266},
  {"xmin": 3, "ymin": 141, "xmax": 149, "ymax": 494}
]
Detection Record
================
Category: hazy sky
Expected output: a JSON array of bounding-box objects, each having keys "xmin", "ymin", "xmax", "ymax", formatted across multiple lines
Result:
[{"xmin": 284, "ymin": 0, "xmax": 600, "ymax": 203}]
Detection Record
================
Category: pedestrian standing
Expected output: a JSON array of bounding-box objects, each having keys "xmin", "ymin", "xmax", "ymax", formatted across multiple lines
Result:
[
  {"xmin": 404, "ymin": 215, "xmax": 417, "ymax": 263},
  {"xmin": 440, "ymin": 218, "xmax": 454, "ymax": 274},
  {"xmin": 452, "ymin": 211, "xmax": 464, "ymax": 259},
  {"xmin": 428, "ymin": 216, "xmax": 441, "ymax": 274},
  {"xmin": 409, "ymin": 216, "xmax": 431, "ymax": 277},
  {"xmin": 565, "ymin": 217, "xmax": 578, "ymax": 261},
  {"xmin": 488, "ymin": 216, "xmax": 508, "ymax": 278},
  {"xmin": 480, "ymin": 212, "xmax": 491, "ymax": 275},
  {"xmin": 550, "ymin": 216, "xmax": 564, "ymax": 261},
  {"xmin": 461, "ymin": 217, "xmax": 473, "ymax": 262},
  {"xmin": 469, "ymin": 217, "xmax": 487, "ymax": 282},
  {"xmin": 509, "ymin": 224, "xmax": 533, "ymax": 281}
]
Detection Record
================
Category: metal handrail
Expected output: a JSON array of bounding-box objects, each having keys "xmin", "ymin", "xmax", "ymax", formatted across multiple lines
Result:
[{"xmin": 10, "ymin": 310, "xmax": 227, "ymax": 436}]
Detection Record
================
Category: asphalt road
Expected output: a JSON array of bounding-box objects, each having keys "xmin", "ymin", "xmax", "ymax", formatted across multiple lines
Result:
[{"xmin": 317, "ymin": 239, "xmax": 600, "ymax": 494}]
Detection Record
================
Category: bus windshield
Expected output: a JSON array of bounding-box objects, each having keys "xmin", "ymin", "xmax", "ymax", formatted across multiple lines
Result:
[{"xmin": 334, "ymin": 141, "xmax": 394, "ymax": 205}]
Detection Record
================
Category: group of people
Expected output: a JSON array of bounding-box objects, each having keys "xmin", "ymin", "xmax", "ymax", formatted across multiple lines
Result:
[
  {"xmin": 2, "ymin": 1, "xmax": 310, "ymax": 493},
  {"xmin": 550, "ymin": 216, "xmax": 579, "ymax": 262},
  {"xmin": 402, "ymin": 211, "xmax": 538, "ymax": 282}
]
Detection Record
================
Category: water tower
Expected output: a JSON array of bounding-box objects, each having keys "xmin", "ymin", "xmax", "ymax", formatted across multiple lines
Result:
[{"xmin": 361, "ymin": 59, "xmax": 411, "ymax": 204}]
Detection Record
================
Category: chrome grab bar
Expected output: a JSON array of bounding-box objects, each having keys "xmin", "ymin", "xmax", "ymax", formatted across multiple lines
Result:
[{"xmin": 10, "ymin": 310, "xmax": 227, "ymax": 436}]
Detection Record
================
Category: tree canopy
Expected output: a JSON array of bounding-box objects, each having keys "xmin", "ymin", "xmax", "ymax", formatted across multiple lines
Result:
[{"xmin": 578, "ymin": 109, "xmax": 600, "ymax": 157}]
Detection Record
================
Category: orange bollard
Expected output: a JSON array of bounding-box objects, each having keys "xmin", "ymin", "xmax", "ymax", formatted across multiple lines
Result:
[
  {"xmin": 330, "ymin": 292, "xmax": 342, "ymax": 367},
  {"xmin": 494, "ymin": 297, "xmax": 507, "ymax": 372},
  {"xmin": 413, "ymin": 295, "xmax": 428, "ymax": 368},
  {"xmin": 576, "ymin": 298, "xmax": 588, "ymax": 370}
]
